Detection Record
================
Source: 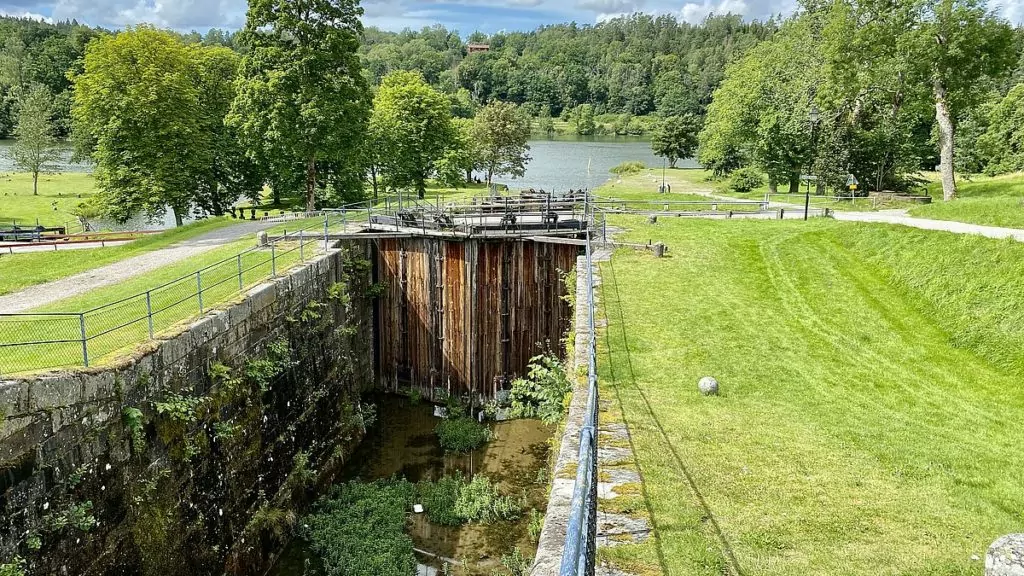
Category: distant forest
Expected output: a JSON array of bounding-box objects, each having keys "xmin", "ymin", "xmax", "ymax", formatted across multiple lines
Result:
[{"xmin": 0, "ymin": 13, "xmax": 777, "ymax": 139}]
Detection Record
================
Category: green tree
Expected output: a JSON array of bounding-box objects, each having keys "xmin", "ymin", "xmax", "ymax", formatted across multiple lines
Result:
[
  {"xmin": 651, "ymin": 115, "xmax": 700, "ymax": 168},
  {"xmin": 372, "ymin": 71, "xmax": 454, "ymax": 198},
  {"xmin": 435, "ymin": 117, "xmax": 479, "ymax": 189},
  {"xmin": 472, "ymin": 101, "xmax": 532, "ymax": 186},
  {"xmin": 71, "ymin": 27, "xmax": 204, "ymax": 226},
  {"xmin": 975, "ymin": 84, "xmax": 1024, "ymax": 175},
  {"xmin": 229, "ymin": 0, "xmax": 371, "ymax": 212},
  {"xmin": 191, "ymin": 46, "xmax": 251, "ymax": 216},
  {"xmin": 10, "ymin": 84, "xmax": 62, "ymax": 195},
  {"xmin": 572, "ymin": 104, "xmax": 596, "ymax": 136},
  {"xmin": 914, "ymin": 0, "xmax": 1015, "ymax": 200}
]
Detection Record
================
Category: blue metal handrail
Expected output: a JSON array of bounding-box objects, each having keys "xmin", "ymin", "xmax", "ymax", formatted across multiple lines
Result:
[{"xmin": 559, "ymin": 196, "xmax": 600, "ymax": 576}]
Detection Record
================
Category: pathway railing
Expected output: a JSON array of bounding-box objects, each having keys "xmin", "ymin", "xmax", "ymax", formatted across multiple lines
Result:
[
  {"xmin": 0, "ymin": 215, "xmax": 338, "ymax": 375},
  {"xmin": 560, "ymin": 202, "xmax": 600, "ymax": 576}
]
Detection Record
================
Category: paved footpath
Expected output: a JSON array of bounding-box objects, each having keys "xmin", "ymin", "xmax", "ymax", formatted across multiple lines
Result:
[
  {"xmin": 0, "ymin": 221, "xmax": 277, "ymax": 314},
  {"xmin": 688, "ymin": 188, "xmax": 1024, "ymax": 242}
]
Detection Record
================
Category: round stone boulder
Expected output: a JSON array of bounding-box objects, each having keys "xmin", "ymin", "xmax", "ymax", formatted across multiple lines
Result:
[
  {"xmin": 698, "ymin": 377, "xmax": 719, "ymax": 396},
  {"xmin": 987, "ymin": 534, "xmax": 1024, "ymax": 575}
]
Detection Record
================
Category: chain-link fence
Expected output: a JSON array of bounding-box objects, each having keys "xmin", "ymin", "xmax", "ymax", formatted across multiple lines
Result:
[{"xmin": 0, "ymin": 216, "xmax": 337, "ymax": 375}]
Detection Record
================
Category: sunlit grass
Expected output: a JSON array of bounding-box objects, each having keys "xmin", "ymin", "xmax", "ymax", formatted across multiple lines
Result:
[{"xmin": 598, "ymin": 216, "xmax": 1024, "ymax": 575}]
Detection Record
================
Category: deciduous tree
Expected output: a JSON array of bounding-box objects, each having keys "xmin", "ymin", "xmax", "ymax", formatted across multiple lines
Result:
[
  {"xmin": 371, "ymin": 71, "xmax": 454, "ymax": 198},
  {"xmin": 651, "ymin": 115, "xmax": 700, "ymax": 168},
  {"xmin": 472, "ymin": 101, "xmax": 531, "ymax": 186},
  {"xmin": 10, "ymin": 84, "xmax": 62, "ymax": 195},
  {"xmin": 229, "ymin": 0, "xmax": 371, "ymax": 212},
  {"xmin": 71, "ymin": 27, "xmax": 204, "ymax": 226}
]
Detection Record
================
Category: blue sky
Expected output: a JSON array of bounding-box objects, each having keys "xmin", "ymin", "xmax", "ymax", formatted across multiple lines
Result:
[{"xmin": 0, "ymin": 0, "xmax": 1022, "ymax": 33}]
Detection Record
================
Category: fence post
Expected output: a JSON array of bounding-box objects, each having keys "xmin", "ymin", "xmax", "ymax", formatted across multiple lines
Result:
[
  {"xmin": 300, "ymin": 229, "xmax": 305, "ymax": 261},
  {"xmin": 237, "ymin": 254, "xmax": 243, "ymax": 291},
  {"xmin": 323, "ymin": 216, "xmax": 329, "ymax": 251},
  {"xmin": 146, "ymin": 291, "xmax": 154, "ymax": 339},
  {"xmin": 196, "ymin": 271, "xmax": 204, "ymax": 313},
  {"xmin": 342, "ymin": 208, "xmax": 347, "ymax": 230},
  {"xmin": 79, "ymin": 314, "xmax": 89, "ymax": 368},
  {"xmin": 271, "ymin": 243, "xmax": 277, "ymax": 277}
]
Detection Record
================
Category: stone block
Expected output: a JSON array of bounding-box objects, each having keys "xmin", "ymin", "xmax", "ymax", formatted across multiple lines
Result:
[{"xmin": 988, "ymin": 534, "xmax": 1024, "ymax": 575}]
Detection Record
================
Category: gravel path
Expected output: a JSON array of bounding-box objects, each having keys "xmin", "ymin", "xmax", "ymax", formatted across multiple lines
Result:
[
  {"xmin": 686, "ymin": 188, "xmax": 1024, "ymax": 241},
  {"xmin": 0, "ymin": 221, "xmax": 275, "ymax": 314}
]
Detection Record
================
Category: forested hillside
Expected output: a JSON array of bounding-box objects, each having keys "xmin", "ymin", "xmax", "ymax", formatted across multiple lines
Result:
[{"xmin": 359, "ymin": 15, "xmax": 776, "ymax": 118}]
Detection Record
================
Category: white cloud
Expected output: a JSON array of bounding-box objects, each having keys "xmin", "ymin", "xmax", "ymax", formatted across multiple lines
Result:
[
  {"xmin": 680, "ymin": 0, "xmax": 749, "ymax": 23},
  {"xmin": 0, "ymin": 9, "xmax": 51, "ymax": 22}
]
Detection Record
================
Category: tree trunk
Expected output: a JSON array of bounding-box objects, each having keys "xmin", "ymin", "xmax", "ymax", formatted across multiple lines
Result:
[
  {"xmin": 370, "ymin": 164, "xmax": 379, "ymax": 200},
  {"xmin": 669, "ymin": 157, "xmax": 678, "ymax": 169},
  {"xmin": 466, "ymin": 168, "xmax": 473, "ymax": 184},
  {"xmin": 272, "ymin": 186, "xmax": 281, "ymax": 206},
  {"xmin": 210, "ymin": 181, "xmax": 223, "ymax": 216},
  {"xmin": 32, "ymin": 171, "xmax": 38, "ymax": 195},
  {"xmin": 815, "ymin": 180, "xmax": 825, "ymax": 195},
  {"xmin": 305, "ymin": 156, "xmax": 317, "ymax": 212},
  {"xmin": 788, "ymin": 174, "xmax": 800, "ymax": 194},
  {"xmin": 173, "ymin": 206, "xmax": 185, "ymax": 227},
  {"xmin": 416, "ymin": 176, "xmax": 426, "ymax": 199},
  {"xmin": 768, "ymin": 177, "xmax": 778, "ymax": 195},
  {"xmin": 934, "ymin": 79, "xmax": 957, "ymax": 201}
]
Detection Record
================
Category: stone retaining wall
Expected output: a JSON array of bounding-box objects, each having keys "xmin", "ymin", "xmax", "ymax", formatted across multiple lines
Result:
[{"xmin": 0, "ymin": 242, "xmax": 375, "ymax": 575}]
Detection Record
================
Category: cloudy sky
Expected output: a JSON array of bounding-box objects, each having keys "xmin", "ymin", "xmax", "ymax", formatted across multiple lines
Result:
[{"xmin": 1, "ymin": 0, "xmax": 1023, "ymax": 33}]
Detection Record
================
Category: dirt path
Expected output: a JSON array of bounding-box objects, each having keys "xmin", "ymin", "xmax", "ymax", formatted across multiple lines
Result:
[{"xmin": 0, "ymin": 221, "xmax": 276, "ymax": 314}]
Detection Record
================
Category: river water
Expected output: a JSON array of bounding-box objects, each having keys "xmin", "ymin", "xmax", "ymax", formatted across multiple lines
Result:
[{"xmin": 492, "ymin": 136, "xmax": 699, "ymax": 192}]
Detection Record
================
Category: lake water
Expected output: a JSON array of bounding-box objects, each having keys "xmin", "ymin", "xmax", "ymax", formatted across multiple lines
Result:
[
  {"xmin": 0, "ymin": 140, "xmax": 93, "ymax": 173},
  {"xmin": 491, "ymin": 136, "xmax": 699, "ymax": 192}
]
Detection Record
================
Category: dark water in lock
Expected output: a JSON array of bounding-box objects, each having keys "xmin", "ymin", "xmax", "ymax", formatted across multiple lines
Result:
[{"xmin": 268, "ymin": 395, "xmax": 554, "ymax": 576}]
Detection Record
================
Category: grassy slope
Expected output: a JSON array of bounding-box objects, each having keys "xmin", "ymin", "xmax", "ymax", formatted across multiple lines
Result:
[
  {"xmin": 909, "ymin": 172, "xmax": 1024, "ymax": 228},
  {"xmin": 0, "ymin": 172, "xmax": 97, "ymax": 225},
  {"xmin": 0, "ymin": 217, "xmax": 237, "ymax": 295},
  {"xmin": 600, "ymin": 216, "xmax": 1024, "ymax": 575}
]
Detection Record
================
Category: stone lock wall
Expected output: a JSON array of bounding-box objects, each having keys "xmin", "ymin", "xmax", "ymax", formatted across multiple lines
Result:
[{"xmin": 0, "ymin": 242, "xmax": 376, "ymax": 576}]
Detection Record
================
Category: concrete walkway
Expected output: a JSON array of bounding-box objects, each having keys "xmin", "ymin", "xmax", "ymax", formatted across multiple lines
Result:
[{"xmin": 0, "ymin": 221, "xmax": 277, "ymax": 314}]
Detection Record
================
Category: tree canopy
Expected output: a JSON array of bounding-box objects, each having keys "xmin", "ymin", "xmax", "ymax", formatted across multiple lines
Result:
[{"xmin": 229, "ymin": 0, "xmax": 371, "ymax": 212}]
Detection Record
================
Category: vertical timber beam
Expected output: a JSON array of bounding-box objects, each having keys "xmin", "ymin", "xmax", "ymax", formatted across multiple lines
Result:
[{"xmin": 500, "ymin": 240, "xmax": 513, "ymax": 390}]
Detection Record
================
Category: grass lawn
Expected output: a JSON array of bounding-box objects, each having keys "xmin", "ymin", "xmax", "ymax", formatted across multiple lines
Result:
[
  {"xmin": 598, "ymin": 216, "xmax": 1024, "ymax": 575},
  {"xmin": 0, "ymin": 172, "xmax": 97, "ymax": 227},
  {"xmin": 0, "ymin": 217, "xmax": 237, "ymax": 296},
  {"xmin": 0, "ymin": 233, "xmax": 319, "ymax": 374},
  {"xmin": 909, "ymin": 172, "xmax": 1024, "ymax": 229}
]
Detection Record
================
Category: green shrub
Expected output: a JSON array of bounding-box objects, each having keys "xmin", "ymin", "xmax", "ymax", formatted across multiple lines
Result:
[
  {"xmin": 728, "ymin": 167, "xmax": 766, "ymax": 193},
  {"xmin": 454, "ymin": 476, "xmax": 523, "ymax": 523},
  {"xmin": 303, "ymin": 479, "xmax": 417, "ymax": 576},
  {"xmin": 493, "ymin": 547, "xmax": 533, "ymax": 576},
  {"xmin": 418, "ymin": 474, "xmax": 465, "ymax": 526},
  {"xmin": 610, "ymin": 161, "xmax": 647, "ymax": 176},
  {"xmin": 509, "ymin": 355, "xmax": 572, "ymax": 424},
  {"xmin": 436, "ymin": 417, "xmax": 492, "ymax": 453}
]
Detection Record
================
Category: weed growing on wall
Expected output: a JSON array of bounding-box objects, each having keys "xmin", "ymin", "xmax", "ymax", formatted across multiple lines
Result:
[
  {"xmin": 508, "ymin": 355, "xmax": 572, "ymax": 424},
  {"xmin": 302, "ymin": 479, "xmax": 417, "ymax": 576},
  {"xmin": 527, "ymin": 509, "xmax": 544, "ymax": 543},
  {"xmin": 121, "ymin": 407, "xmax": 146, "ymax": 455}
]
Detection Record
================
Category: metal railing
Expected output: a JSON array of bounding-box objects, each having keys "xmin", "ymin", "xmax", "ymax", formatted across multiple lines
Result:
[
  {"xmin": 560, "ymin": 201, "xmax": 600, "ymax": 576},
  {"xmin": 0, "ymin": 215, "xmax": 339, "ymax": 375}
]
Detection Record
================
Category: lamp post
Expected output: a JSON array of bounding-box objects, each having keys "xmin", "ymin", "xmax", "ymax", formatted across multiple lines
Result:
[
  {"xmin": 805, "ymin": 105, "xmax": 821, "ymax": 221},
  {"xmin": 661, "ymin": 158, "xmax": 667, "ymax": 193}
]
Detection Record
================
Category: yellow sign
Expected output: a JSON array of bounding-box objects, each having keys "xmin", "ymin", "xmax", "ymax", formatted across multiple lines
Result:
[{"xmin": 850, "ymin": 184, "xmax": 858, "ymax": 191}]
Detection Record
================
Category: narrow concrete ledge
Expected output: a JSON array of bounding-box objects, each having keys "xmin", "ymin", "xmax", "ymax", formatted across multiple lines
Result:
[{"xmin": 532, "ymin": 254, "xmax": 596, "ymax": 576}]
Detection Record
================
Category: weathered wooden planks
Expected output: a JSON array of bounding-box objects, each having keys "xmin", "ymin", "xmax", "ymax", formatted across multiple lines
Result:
[{"xmin": 375, "ymin": 237, "xmax": 578, "ymax": 399}]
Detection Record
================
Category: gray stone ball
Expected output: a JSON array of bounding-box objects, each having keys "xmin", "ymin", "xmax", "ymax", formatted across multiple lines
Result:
[
  {"xmin": 698, "ymin": 377, "xmax": 719, "ymax": 396},
  {"xmin": 987, "ymin": 534, "xmax": 1024, "ymax": 575}
]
